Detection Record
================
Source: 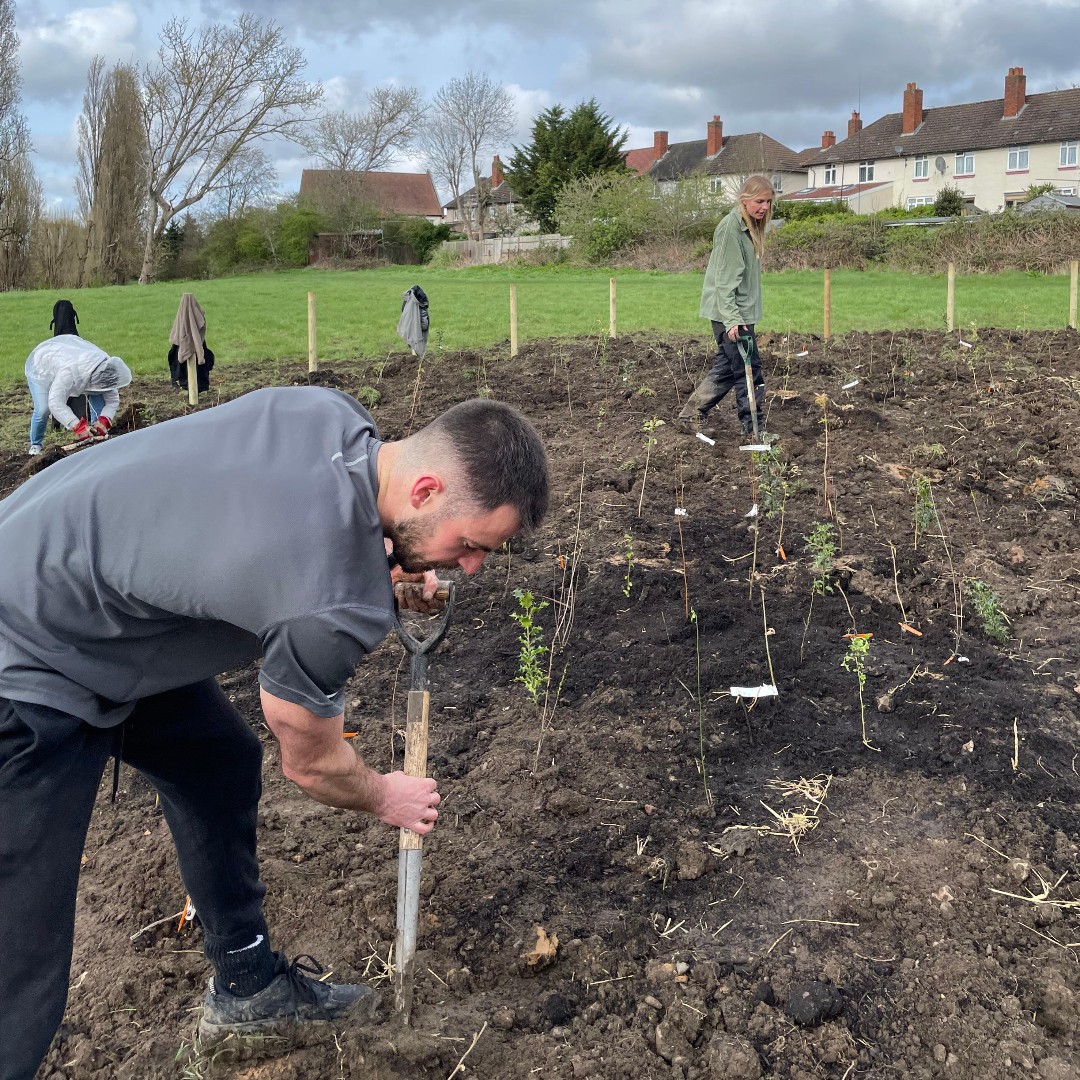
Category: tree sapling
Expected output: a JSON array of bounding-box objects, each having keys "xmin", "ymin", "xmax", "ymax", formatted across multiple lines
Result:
[{"xmin": 510, "ymin": 588, "xmax": 549, "ymax": 704}]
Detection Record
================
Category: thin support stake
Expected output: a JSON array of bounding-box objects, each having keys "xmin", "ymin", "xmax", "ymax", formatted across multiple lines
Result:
[
  {"xmin": 307, "ymin": 292, "xmax": 318, "ymax": 373},
  {"xmin": 510, "ymin": 284, "xmax": 518, "ymax": 357},
  {"xmin": 1069, "ymin": 260, "xmax": 1078, "ymax": 330},
  {"xmin": 609, "ymin": 277, "xmax": 617, "ymax": 339},
  {"xmin": 946, "ymin": 262, "xmax": 956, "ymax": 332},
  {"xmin": 823, "ymin": 268, "xmax": 831, "ymax": 340}
]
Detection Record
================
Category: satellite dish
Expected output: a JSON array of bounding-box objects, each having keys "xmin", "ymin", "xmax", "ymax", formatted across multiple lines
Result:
[
  {"xmin": 935, "ymin": 157, "xmax": 947, "ymax": 173},
  {"xmin": 894, "ymin": 144, "xmax": 904, "ymax": 156}
]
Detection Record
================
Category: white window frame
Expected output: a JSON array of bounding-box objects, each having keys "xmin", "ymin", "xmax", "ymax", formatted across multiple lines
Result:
[
  {"xmin": 955, "ymin": 151, "xmax": 974, "ymax": 176},
  {"xmin": 1061, "ymin": 140, "xmax": 1078, "ymax": 168},
  {"xmin": 859, "ymin": 160, "xmax": 875, "ymax": 183},
  {"xmin": 913, "ymin": 156, "xmax": 929, "ymax": 180},
  {"xmin": 708, "ymin": 177, "xmax": 724, "ymax": 195},
  {"xmin": 1007, "ymin": 146, "xmax": 1029, "ymax": 171},
  {"xmin": 906, "ymin": 195, "xmax": 934, "ymax": 209},
  {"xmin": 823, "ymin": 164, "xmax": 837, "ymax": 185}
]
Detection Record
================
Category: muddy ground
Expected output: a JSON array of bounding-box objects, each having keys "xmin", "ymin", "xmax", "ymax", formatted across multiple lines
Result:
[{"xmin": 1, "ymin": 326, "xmax": 1079, "ymax": 1080}]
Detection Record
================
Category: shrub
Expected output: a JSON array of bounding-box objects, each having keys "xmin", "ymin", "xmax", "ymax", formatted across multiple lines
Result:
[{"xmin": 933, "ymin": 186, "xmax": 965, "ymax": 217}]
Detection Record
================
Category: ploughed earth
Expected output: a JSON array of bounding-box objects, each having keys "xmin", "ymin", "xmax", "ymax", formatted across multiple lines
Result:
[{"xmin": 1, "ymin": 326, "xmax": 1078, "ymax": 1080}]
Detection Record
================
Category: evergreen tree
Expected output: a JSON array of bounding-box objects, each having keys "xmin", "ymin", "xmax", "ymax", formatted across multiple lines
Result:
[{"xmin": 505, "ymin": 100, "xmax": 628, "ymax": 232}]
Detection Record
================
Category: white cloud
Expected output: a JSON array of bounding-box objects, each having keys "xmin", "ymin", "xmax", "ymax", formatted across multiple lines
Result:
[{"xmin": 19, "ymin": 4, "xmax": 142, "ymax": 104}]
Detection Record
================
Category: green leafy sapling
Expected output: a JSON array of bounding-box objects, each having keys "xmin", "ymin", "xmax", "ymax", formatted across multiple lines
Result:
[
  {"xmin": 841, "ymin": 633, "xmax": 878, "ymax": 751},
  {"xmin": 510, "ymin": 588, "xmax": 549, "ymax": 704}
]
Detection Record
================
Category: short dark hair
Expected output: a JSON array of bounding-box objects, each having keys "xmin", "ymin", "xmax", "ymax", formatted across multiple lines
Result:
[{"xmin": 424, "ymin": 399, "xmax": 549, "ymax": 530}]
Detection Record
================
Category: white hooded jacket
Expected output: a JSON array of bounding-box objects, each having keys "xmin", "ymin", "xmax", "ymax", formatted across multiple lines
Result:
[{"xmin": 24, "ymin": 335, "xmax": 132, "ymax": 430}]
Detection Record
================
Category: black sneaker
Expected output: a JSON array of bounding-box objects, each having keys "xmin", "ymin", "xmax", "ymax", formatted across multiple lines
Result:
[
  {"xmin": 673, "ymin": 416, "xmax": 701, "ymax": 435},
  {"xmin": 198, "ymin": 954, "xmax": 380, "ymax": 1042}
]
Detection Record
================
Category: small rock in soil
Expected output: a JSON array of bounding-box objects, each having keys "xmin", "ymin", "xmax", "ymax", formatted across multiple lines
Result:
[
  {"xmin": 784, "ymin": 980, "xmax": 845, "ymax": 1027},
  {"xmin": 654, "ymin": 1018, "xmax": 693, "ymax": 1067},
  {"xmin": 754, "ymin": 981, "xmax": 776, "ymax": 1006}
]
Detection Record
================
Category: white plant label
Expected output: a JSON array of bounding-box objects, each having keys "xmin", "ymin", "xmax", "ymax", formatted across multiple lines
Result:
[
  {"xmin": 730, "ymin": 685, "xmax": 779, "ymax": 699},
  {"xmin": 696, "ymin": 432, "xmax": 716, "ymax": 446}
]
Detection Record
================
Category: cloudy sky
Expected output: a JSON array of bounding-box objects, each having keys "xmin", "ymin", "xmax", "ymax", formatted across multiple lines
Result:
[{"xmin": 13, "ymin": 0, "xmax": 1080, "ymax": 212}]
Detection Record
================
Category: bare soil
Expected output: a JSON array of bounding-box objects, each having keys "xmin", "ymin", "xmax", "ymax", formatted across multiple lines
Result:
[{"xmin": 2, "ymin": 326, "xmax": 1079, "ymax": 1080}]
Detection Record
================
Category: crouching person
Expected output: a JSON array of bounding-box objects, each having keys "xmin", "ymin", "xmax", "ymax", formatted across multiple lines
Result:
[{"xmin": 25, "ymin": 335, "xmax": 132, "ymax": 455}]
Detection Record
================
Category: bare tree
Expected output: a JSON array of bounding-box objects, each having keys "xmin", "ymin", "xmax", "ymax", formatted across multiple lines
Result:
[
  {"xmin": 139, "ymin": 13, "xmax": 322, "ymax": 282},
  {"xmin": 204, "ymin": 146, "xmax": 278, "ymax": 220},
  {"xmin": 431, "ymin": 72, "xmax": 515, "ymax": 239},
  {"xmin": 420, "ymin": 109, "xmax": 469, "ymax": 230},
  {"xmin": 301, "ymin": 86, "xmax": 426, "ymax": 173},
  {"xmin": 0, "ymin": 0, "xmax": 38, "ymax": 279}
]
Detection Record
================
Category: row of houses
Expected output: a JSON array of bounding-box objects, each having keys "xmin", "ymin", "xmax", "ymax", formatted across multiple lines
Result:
[{"xmin": 297, "ymin": 66, "xmax": 1080, "ymax": 250}]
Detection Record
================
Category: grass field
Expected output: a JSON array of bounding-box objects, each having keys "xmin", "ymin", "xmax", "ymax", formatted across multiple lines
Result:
[{"xmin": 0, "ymin": 265, "xmax": 1075, "ymax": 386}]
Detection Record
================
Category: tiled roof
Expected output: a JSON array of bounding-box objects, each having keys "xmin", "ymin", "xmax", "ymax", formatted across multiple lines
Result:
[
  {"xmin": 443, "ymin": 179, "xmax": 517, "ymax": 210},
  {"xmin": 805, "ymin": 87, "xmax": 1080, "ymax": 166},
  {"xmin": 625, "ymin": 146, "xmax": 662, "ymax": 174},
  {"xmin": 299, "ymin": 170, "xmax": 442, "ymax": 217},
  {"xmin": 647, "ymin": 133, "xmax": 802, "ymax": 181},
  {"xmin": 782, "ymin": 181, "xmax": 893, "ymax": 202}
]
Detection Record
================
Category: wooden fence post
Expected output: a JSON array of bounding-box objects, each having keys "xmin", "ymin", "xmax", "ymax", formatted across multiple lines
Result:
[
  {"xmin": 307, "ymin": 292, "xmax": 317, "ymax": 372},
  {"xmin": 823, "ymin": 268, "xmax": 831, "ymax": 340},
  {"xmin": 609, "ymin": 277, "xmax": 617, "ymax": 339},
  {"xmin": 1069, "ymin": 260, "xmax": 1078, "ymax": 330},
  {"xmin": 510, "ymin": 284, "xmax": 519, "ymax": 357},
  {"xmin": 946, "ymin": 263, "xmax": 956, "ymax": 332}
]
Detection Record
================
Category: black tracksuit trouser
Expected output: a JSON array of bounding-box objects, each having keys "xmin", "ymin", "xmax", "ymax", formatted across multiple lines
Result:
[
  {"xmin": 0, "ymin": 680, "xmax": 268, "ymax": 1080},
  {"xmin": 679, "ymin": 321, "xmax": 765, "ymax": 431}
]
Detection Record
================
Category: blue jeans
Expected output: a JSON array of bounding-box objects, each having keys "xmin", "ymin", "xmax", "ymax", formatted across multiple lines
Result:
[{"xmin": 28, "ymin": 380, "xmax": 105, "ymax": 448}]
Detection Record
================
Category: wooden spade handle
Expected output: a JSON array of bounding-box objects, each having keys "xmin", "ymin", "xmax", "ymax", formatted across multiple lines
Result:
[{"xmin": 399, "ymin": 689, "xmax": 429, "ymax": 852}]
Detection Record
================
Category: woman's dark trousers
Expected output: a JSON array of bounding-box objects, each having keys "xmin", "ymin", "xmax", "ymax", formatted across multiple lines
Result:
[{"xmin": 678, "ymin": 321, "xmax": 765, "ymax": 432}]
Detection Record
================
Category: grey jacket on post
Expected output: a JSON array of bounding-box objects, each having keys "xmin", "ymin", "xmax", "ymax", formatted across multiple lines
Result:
[{"xmin": 397, "ymin": 285, "xmax": 430, "ymax": 357}]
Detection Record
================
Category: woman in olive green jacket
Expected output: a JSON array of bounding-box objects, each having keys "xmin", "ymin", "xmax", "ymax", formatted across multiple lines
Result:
[{"xmin": 677, "ymin": 175, "xmax": 774, "ymax": 437}]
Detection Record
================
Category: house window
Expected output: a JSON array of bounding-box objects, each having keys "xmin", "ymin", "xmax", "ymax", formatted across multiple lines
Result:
[
  {"xmin": 1061, "ymin": 140, "xmax": 1078, "ymax": 167},
  {"xmin": 770, "ymin": 174, "xmax": 783, "ymax": 193},
  {"xmin": 1007, "ymin": 146, "xmax": 1029, "ymax": 171},
  {"xmin": 708, "ymin": 178, "xmax": 724, "ymax": 195},
  {"xmin": 823, "ymin": 164, "xmax": 836, "ymax": 185},
  {"xmin": 859, "ymin": 161, "xmax": 875, "ymax": 183},
  {"xmin": 1058, "ymin": 186, "xmax": 1077, "ymax": 196},
  {"xmin": 955, "ymin": 151, "xmax": 974, "ymax": 176},
  {"xmin": 913, "ymin": 156, "xmax": 929, "ymax": 180},
  {"xmin": 906, "ymin": 195, "xmax": 934, "ymax": 209}
]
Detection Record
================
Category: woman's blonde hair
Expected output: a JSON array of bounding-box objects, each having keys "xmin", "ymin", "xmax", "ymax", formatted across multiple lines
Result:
[{"xmin": 736, "ymin": 175, "xmax": 775, "ymax": 257}]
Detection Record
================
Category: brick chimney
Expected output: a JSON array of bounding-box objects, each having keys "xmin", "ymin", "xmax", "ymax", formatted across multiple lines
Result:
[
  {"xmin": 821, "ymin": 130, "xmax": 836, "ymax": 149},
  {"xmin": 848, "ymin": 111, "xmax": 863, "ymax": 138},
  {"xmin": 654, "ymin": 130, "xmax": 669, "ymax": 156},
  {"xmin": 707, "ymin": 115, "xmax": 723, "ymax": 157},
  {"xmin": 1004, "ymin": 66, "xmax": 1026, "ymax": 118},
  {"xmin": 491, "ymin": 155, "xmax": 503, "ymax": 187},
  {"xmin": 902, "ymin": 82, "xmax": 924, "ymax": 135}
]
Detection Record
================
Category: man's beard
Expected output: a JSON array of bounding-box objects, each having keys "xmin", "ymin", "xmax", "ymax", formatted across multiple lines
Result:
[{"xmin": 384, "ymin": 515, "xmax": 458, "ymax": 573}]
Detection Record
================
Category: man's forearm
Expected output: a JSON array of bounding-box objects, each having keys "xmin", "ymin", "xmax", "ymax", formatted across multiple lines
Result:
[{"xmin": 281, "ymin": 739, "xmax": 387, "ymax": 813}]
